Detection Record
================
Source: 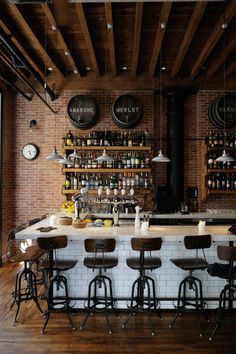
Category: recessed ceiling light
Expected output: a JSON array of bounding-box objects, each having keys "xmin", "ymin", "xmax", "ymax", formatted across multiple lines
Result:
[
  {"xmin": 85, "ymin": 66, "xmax": 91, "ymax": 71},
  {"xmin": 48, "ymin": 67, "xmax": 53, "ymax": 71},
  {"xmin": 74, "ymin": 69, "xmax": 78, "ymax": 74},
  {"xmin": 222, "ymin": 23, "xmax": 227, "ymax": 29},
  {"xmin": 65, "ymin": 51, "xmax": 70, "ymax": 56},
  {"xmin": 51, "ymin": 24, "xmax": 57, "ymax": 31},
  {"xmin": 160, "ymin": 22, "xmax": 165, "ymax": 30},
  {"xmin": 161, "ymin": 66, "xmax": 166, "ymax": 71},
  {"xmin": 122, "ymin": 66, "xmax": 128, "ymax": 70},
  {"xmin": 107, "ymin": 23, "xmax": 112, "ymax": 30}
]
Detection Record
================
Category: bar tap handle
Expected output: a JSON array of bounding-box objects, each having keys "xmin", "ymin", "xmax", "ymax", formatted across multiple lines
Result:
[
  {"xmin": 113, "ymin": 201, "xmax": 120, "ymax": 227},
  {"xmin": 73, "ymin": 193, "xmax": 83, "ymax": 220}
]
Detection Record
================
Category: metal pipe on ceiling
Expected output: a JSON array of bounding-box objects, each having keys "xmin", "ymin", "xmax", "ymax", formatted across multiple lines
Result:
[
  {"xmin": 0, "ymin": 69, "xmax": 32, "ymax": 101},
  {"xmin": 0, "ymin": 49, "xmax": 57, "ymax": 114},
  {"xmin": 0, "ymin": 26, "xmax": 57, "ymax": 101}
]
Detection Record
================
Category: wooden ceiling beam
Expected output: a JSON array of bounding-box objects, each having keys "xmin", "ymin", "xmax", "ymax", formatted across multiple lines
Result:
[
  {"xmin": 171, "ymin": 2, "xmax": 207, "ymax": 78},
  {"xmin": 8, "ymin": 3, "xmax": 64, "ymax": 78},
  {"xmin": 207, "ymin": 35, "xmax": 236, "ymax": 78},
  {"xmin": 149, "ymin": 2, "xmax": 172, "ymax": 76},
  {"xmin": 0, "ymin": 20, "xmax": 45, "ymax": 78},
  {"xmin": 42, "ymin": 3, "xmax": 80, "ymax": 77},
  {"xmin": 105, "ymin": 2, "xmax": 116, "ymax": 77},
  {"xmin": 225, "ymin": 59, "xmax": 236, "ymax": 77},
  {"xmin": 191, "ymin": 0, "xmax": 236, "ymax": 79},
  {"xmin": 131, "ymin": 2, "xmax": 143, "ymax": 77},
  {"xmin": 75, "ymin": 3, "xmax": 99, "ymax": 76}
]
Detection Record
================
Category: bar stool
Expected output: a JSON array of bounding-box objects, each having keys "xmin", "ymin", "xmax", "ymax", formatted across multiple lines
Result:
[
  {"xmin": 80, "ymin": 238, "xmax": 118, "ymax": 334},
  {"xmin": 169, "ymin": 234, "xmax": 212, "ymax": 336},
  {"xmin": 208, "ymin": 245, "xmax": 236, "ymax": 341},
  {"xmin": 122, "ymin": 237, "xmax": 163, "ymax": 336},
  {"xmin": 6, "ymin": 226, "xmax": 45, "ymax": 322},
  {"xmin": 37, "ymin": 235, "xmax": 78, "ymax": 334}
]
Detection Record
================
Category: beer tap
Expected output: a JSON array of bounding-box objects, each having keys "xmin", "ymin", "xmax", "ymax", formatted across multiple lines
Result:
[
  {"xmin": 73, "ymin": 187, "xmax": 88, "ymax": 219},
  {"xmin": 112, "ymin": 189, "xmax": 120, "ymax": 227}
]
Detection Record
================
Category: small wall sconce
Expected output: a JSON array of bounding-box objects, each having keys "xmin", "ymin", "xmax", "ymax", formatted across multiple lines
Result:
[{"xmin": 29, "ymin": 119, "xmax": 37, "ymax": 132}]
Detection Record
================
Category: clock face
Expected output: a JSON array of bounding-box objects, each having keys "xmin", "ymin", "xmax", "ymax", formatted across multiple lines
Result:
[{"xmin": 22, "ymin": 143, "xmax": 39, "ymax": 161}]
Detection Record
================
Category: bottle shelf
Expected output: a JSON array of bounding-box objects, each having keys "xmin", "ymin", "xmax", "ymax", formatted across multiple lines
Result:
[
  {"xmin": 208, "ymin": 169, "xmax": 236, "ymax": 173},
  {"xmin": 62, "ymin": 188, "xmax": 151, "ymax": 195},
  {"xmin": 63, "ymin": 168, "xmax": 152, "ymax": 173},
  {"xmin": 207, "ymin": 190, "xmax": 236, "ymax": 195},
  {"xmin": 63, "ymin": 145, "xmax": 152, "ymax": 151}
]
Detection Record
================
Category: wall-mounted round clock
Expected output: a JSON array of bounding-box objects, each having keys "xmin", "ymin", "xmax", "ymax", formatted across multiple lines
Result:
[
  {"xmin": 67, "ymin": 95, "xmax": 99, "ymax": 129},
  {"xmin": 22, "ymin": 143, "xmax": 40, "ymax": 161}
]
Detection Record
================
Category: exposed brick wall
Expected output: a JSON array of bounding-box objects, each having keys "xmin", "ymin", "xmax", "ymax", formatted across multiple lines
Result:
[
  {"xmin": 1, "ymin": 87, "xmax": 236, "ymax": 261},
  {"xmin": 1, "ymin": 83, "xmax": 15, "ymax": 261}
]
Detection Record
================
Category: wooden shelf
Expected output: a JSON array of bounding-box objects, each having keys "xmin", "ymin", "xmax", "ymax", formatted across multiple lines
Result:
[
  {"xmin": 208, "ymin": 169, "xmax": 236, "ymax": 173},
  {"xmin": 63, "ymin": 168, "xmax": 151, "ymax": 173},
  {"xmin": 207, "ymin": 190, "xmax": 236, "ymax": 195},
  {"xmin": 63, "ymin": 145, "xmax": 152, "ymax": 152}
]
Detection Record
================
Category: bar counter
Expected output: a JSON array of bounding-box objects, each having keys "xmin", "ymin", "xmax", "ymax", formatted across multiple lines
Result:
[{"xmin": 16, "ymin": 218, "xmax": 235, "ymax": 309}]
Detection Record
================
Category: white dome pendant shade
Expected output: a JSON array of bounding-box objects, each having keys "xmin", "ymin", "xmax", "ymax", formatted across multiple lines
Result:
[
  {"xmin": 152, "ymin": 149, "xmax": 170, "ymax": 163},
  {"xmin": 96, "ymin": 148, "xmax": 113, "ymax": 163},
  {"xmin": 216, "ymin": 150, "xmax": 235, "ymax": 162},
  {"xmin": 46, "ymin": 147, "xmax": 63, "ymax": 160},
  {"xmin": 58, "ymin": 155, "xmax": 73, "ymax": 166},
  {"xmin": 69, "ymin": 149, "xmax": 82, "ymax": 159}
]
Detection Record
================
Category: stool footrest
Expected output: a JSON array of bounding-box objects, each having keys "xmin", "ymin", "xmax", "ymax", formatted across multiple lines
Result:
[{"xmin": 84, "ymin": 298, "xmax": 117, "ymax": 312}]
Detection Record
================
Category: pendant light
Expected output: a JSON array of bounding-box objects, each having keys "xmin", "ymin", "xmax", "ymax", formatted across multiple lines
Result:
[
  {"xmin": 46, "ymin": 146, "xmax": 63, "ymax": 160},
  {"xmin": 45, "ymin": 23, "xmax": 63, "ymax": 161},
  {"xmin": 58, "ymin": 155, "xmax": 73, "ymax": 166},
  {"xmin": 152, "ymin": 22, "xmax": 170, "ymax": 163},
  {"xmin": 216, "ymin": 20, "xmax": 234, "ymax": 163},
  {"xmin": 96, "ymin": 25, "xmax": 113, "ymax": 163},
  {"xmin": 69, "ymin": 149, "xmax": 82, "ymax": 159},
  {"xmin": 97, "ymin": 148, "xmax": 113, "ymax": 163}
]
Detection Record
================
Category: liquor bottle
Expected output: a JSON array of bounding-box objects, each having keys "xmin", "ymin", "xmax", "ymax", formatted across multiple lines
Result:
[
  {"xmin": 87, "ymin": 133, "xmax": 92, "ymax": 146},
  {"xmin": 128, "ymin": 132, "xmax": 133, "ymax": 146},
  {"xmin": 73, "ymin": 173, "xmax": 78, "ymax": 190},
  {"xmin": 65, "ymin": 174, "xmax": 71, "ymax": 189},
  {"xmin": 208, "ymin": 131, "xmax": 213, "ymax": 147},
  {"xmin": 207, "ymin": 174, "xmax": 212, "ymax": 190},
  {"xmin": 122, "ymin": 131, "xmax": 128, "ymax": 146},
  {"xmin": 66, "ymin": 130, "xmax": 73, "ymax": 146},
  {"xmin": 226, "ymin": 174, "xmax": 231, "ymax": 190},
  {"xmin": 92, "ymin": 131, "xmax": 98, "ymax": 146},
  {"xmin": 213, "ymin": 132, "xmax": 219, "ymax": 147}
]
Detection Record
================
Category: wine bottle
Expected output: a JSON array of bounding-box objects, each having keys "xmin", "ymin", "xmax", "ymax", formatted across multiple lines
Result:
[{"xmin": 66, "ymin": 130, "xmax": 73, "ymax": 146}]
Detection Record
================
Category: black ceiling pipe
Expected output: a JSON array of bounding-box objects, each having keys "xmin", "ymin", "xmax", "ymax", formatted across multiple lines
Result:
[
  {"xmin": 0, "ymin": 70, "xmax": 32, "ymax": 101},
  {"xmin": 0, "ymin": 26, "xmax": 57, "ymax": 101},
  {"xmin": 166, "ymin": 91, "xmax": 185, "ymax": 210}
]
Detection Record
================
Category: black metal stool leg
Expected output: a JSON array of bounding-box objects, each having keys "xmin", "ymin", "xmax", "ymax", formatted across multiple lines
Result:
[
  {"xmin": 169, "ymin": 277, "xmax": 186, "ymax": 328},
  {"xmin": 11, "ymin": 267, "xmax": 43, "ymax": 322},
  {"xmin": 209, "ymin": 285, "xmax": 228, "ymax": 341}
]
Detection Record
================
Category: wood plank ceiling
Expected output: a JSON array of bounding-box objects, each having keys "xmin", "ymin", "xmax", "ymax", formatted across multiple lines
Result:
[{"xmin": 0, "ymin": 0, "xmax": 236, "ymax": 102}]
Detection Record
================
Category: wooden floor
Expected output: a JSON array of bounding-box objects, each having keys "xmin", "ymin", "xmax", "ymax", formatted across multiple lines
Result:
[{"xmin": 0, "ymin": 262, "xmax": 235, "ymax": 354}]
